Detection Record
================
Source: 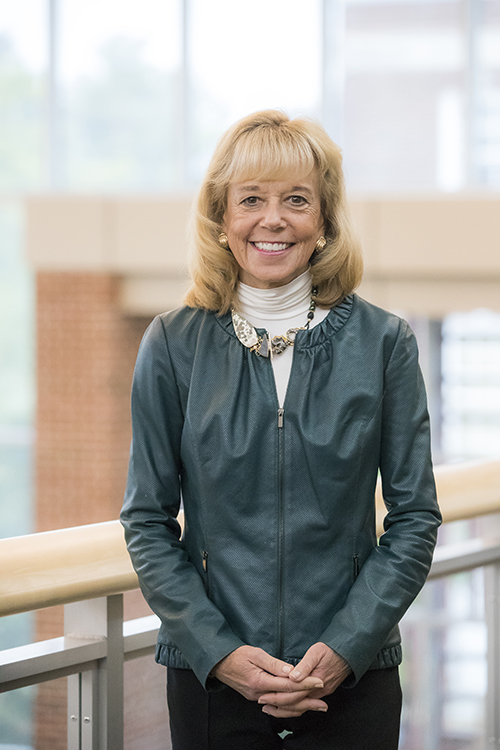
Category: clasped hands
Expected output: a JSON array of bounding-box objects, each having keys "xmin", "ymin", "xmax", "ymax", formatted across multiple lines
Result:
[{"xmin": 212, "ymin": 642, "xmax": 351, "ymax": 718}]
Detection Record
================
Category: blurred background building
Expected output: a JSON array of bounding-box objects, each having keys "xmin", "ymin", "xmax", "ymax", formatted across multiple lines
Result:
[{"xmin": 0, "ymin": 0, "xmax": 499, "ymax": 748}]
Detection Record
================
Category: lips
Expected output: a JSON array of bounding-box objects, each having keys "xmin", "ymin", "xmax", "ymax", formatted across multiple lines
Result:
[{"xmin": 252, "ymin": 242, "xmax": 293, "ymax": 252}]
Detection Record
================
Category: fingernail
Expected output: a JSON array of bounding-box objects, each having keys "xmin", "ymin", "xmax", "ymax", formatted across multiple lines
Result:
[
  {"xmin": 314, "ymin": 682, "xmax": 324, "ymax": 688},
  {"xmin": 258, "ymin": 698, "xmax": 265, "ymax": 704},
  {"xmin": 282, "ymin": 664, "xmax": 293, "ymax": 674},
  {"xmin": 319, "ymin": 707, "xmax": 328, "ymax": 713},
  {"xmin": 290, "ymin": 669, "xmax": 301, "ymax": 679},
  {"xmin": 262, "ymin": 706, "xmax": 271, "ymax": 715}
]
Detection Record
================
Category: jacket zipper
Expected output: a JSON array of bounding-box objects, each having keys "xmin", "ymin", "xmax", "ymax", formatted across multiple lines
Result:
[{"xmin": 277, "ymin": 407, "xmax": 285, "ymax": 657}]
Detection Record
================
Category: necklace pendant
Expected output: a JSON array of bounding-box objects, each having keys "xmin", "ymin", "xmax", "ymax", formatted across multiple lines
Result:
[
  {"xmin": 271, "ymin": 336, "xmax": 289, "ymax": 356},
  {"xmin": 231, "ymin": 310, "xmax": 260, "ymax": 349},
  {"xmin": 257, "ymin": 334, "xmax": 270, "ymax": 358},
  {"xmin": 285, "ymin": 327, "xmax": 302, "ymax": 344}
]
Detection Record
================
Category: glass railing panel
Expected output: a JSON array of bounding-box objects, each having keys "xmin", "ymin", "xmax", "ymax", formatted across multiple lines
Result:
[
  {"xmin": 124, "ymin": 654, "xmax": 170, "ymax": 750},
  {"xmin": 400, "ymin": 567, "xmax": 488, "ymax": 748}
]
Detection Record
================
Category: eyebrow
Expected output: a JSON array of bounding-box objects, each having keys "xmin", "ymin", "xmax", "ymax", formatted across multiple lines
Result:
[
  {"xmin": 290, "ymin": 186, "xmax": 314, "ymax": 196},
  {"xmin": 233, "ymin": 185, "xmax": 315, "ymax": 196},
  {"xmin": 234, "ymin": 185, "xmax": 262, "ymax": 193}
]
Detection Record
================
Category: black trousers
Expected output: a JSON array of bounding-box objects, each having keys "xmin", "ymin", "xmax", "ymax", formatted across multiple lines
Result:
[{"xmin": 167, "ymin": 665, "xmax": 402, "ymax": 750}]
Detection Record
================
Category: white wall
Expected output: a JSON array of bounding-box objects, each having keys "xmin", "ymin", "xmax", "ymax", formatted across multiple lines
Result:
[{"xmin": 26, "ymin": 194, "xmax": 500, "ymax": 316}]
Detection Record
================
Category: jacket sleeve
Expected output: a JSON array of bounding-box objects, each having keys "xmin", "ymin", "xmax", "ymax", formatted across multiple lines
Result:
[
  {"xmin": 319, "ymin": 319, "xmax": 442, "ymax": 683},
  {"xmin": 120, "ymin": 316, "xmax": 244, "ymax": 688}
]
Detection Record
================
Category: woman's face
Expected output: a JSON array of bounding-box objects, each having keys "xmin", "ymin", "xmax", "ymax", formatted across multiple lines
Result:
[{"xmin": 222, "ymin": 170, "xmax": 324, "ymax": 289}]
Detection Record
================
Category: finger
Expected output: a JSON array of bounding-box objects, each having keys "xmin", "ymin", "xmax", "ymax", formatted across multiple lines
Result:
[
  {"xmin": 289, "ymin": 660, "xmax": 314, "ymax": 681},
  {"xmin": 249, "ymin": 649, "xmax": 324, "ymax": 691},
  {"xmin": 288, "ymin": 643, "xmax": 329, "ymax": 681},
  {"xmin": 258, "ymin": 690, "xmax": 317, "ymax": 707},
  {"xmin": 282, "ymin": 675, "xmax": 324, "ymax": 692},
  {"xmin": 255, "ymin": 673, "xmax": 324, "ymax": 694},
  {"xmin": 250, "ymin": 650, "xmax": 297, "ymax": 678}
]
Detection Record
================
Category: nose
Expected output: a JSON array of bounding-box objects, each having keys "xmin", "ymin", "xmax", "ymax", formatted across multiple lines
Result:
[{"xmin": 259, "ymin": 200, "xmax": 286, "ymax": 231}]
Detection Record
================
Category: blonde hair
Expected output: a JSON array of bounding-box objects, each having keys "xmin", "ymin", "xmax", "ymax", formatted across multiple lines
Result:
[{"xmin": 185, "ymin": 110, "xmax": 363, "ymax": 313}]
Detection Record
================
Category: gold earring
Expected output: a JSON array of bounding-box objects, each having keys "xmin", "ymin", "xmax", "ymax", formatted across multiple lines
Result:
[
  {"xmin": 218, "ymin": 232, "xmax": 229, "ymax": 249},
  {"xmin": 315, "ymin": 236, "xmax": 327, "ymax": 253}
]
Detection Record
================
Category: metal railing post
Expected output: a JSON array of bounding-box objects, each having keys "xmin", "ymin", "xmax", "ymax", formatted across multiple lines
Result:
[
  {"xmin": 82, "ymin": 669, "xmax": 100, "ymax": 750},
  {"xmin": 102, "ymin": 594, "xmax": 124, "ymax": 750},
  {"xmin": 486, "ymin": 561, "xmax": 500, "ymax": 747},
  {"xmin": 66, "ymin": 598, "xmax": 106, "ymax": 750},
  {"xmin": 65, "ymin": 595, "xmax": 124, "ymax": 750},
  {"xmin": 67, "ymin": 673, "xmax": 81, "ymax": 749}
]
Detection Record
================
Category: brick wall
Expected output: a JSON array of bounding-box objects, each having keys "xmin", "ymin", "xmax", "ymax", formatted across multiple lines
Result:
[
  {"xmin": 36, "ymin": 272, "xmax": 151, "ymax": 531},
  {"xmin": 34, "ymin": 271, "xmax": 153, "ymax": 749}
]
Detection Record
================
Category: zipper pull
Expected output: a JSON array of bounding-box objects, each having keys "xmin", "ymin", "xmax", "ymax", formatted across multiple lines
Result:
[
  {"xmin": 278, "ymin": 408, "xmax": 284, "ymax": 428},
  {"xmin": 202, "ymin": 550, "xmax": 208, "ymax": 571}
]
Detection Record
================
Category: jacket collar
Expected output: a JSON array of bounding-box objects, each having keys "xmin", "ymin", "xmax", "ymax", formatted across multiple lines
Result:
[{"xmin": 215, "ymin": 294, "xmax": 355, "ymax": 349}]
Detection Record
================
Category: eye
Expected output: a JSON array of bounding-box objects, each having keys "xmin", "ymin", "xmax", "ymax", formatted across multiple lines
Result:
[
  {"xmin": 241, "ymin": 196, "xmax": 260, "ymax": 206},
  {"xmin": 288, "ymin": 195, "xmax": 308, "ymax": 206}
]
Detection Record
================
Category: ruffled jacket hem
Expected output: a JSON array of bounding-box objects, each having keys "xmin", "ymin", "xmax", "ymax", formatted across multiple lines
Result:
[{"xmin": 155, "ymin": 642, "xmax": 403, "ymax": 678}]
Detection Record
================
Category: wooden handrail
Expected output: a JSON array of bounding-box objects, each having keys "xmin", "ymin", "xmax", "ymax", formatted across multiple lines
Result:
[
  {"xmin": 375, "ymin": 458, "xmax": 500, "ymax": 529},
  {"xmin": 1, "ymin": 459, "xmax": 499, "ymax": 618},
  {"xmin": 0, "ymin": 521, "xmax": 138, "ymax": 617}
]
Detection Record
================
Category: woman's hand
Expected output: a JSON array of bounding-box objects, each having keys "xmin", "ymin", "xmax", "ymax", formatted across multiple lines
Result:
[
  {"xmin": 212, "ymin": 645, "xmax": 325, "ymax": 702},
  {"xmin": 257, "ymin": 642, "xmax": 352, "ymax": 718}
]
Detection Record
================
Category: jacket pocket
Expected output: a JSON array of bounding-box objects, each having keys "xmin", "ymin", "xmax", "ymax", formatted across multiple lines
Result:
[
  {"xmin": 353, "ymin": 554, "xmax": 360, "ymax": 581},
  {"xmin": 202, "ymin": 549, "xmax": 211, "ymax": 596}
]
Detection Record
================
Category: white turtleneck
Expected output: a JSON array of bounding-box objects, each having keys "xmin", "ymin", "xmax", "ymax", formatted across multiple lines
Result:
[{"xmin": 236, "ymin": 269, "xmax": 329, "ymax": 407}]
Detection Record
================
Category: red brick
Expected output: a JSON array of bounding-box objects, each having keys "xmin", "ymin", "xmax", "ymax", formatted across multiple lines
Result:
[{"xmin": 34, "ymin": 271, "xmax": 154, "ymax": 749}]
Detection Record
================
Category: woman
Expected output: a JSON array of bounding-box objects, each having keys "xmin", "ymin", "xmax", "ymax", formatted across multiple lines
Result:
[{"xmin": 121, "ymin": 110, "xmax": 441, "ymax": 749}]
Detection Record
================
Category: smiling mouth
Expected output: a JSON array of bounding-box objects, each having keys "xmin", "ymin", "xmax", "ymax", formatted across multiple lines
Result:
[{"xmin": 252, "ymin": 242, "xmax": 293, "ymax": 251}]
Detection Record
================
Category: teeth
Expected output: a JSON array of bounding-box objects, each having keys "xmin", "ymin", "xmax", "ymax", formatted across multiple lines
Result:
[{"xmin": 254, "ymin": 242, "xmax": 290, "ymax": 251}]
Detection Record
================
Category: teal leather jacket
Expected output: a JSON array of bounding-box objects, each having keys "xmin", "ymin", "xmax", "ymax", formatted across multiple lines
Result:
[{"xmin": 120, "ymin": 294, "xmax": 441, "ymax": 689}]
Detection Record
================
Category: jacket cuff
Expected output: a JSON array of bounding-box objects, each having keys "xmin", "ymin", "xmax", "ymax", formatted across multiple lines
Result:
[{"xmin": 156, "ymin": 637, "xmax": 245, "ymax": 691}]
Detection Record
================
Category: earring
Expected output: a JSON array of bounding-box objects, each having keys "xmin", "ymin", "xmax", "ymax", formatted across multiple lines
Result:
[
  {"xmin": 315, "ymin": 236, "xmax": 327, "ymax": 253},
  {"xmin": 218, "ymin": 232, "xmax": 229, "ymax": 249}
]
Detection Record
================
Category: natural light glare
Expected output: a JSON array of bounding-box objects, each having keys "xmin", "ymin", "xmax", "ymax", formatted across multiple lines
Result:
[
  {"xmin": 189, "ymin": 0, "xmax": 322, "ymax": 122},
  {"xmin": 482, "ymin": 30, "xmax": 500, "ymax": 66},
  {"xmin": 436, "ymin": 88, "xmax": 466, "ymax": 191},
  {"xmin": 59, "ymin": 0, "xmax": 181, "ymax": 83},
  {"xmin": 345, "ymin": 31, "xmax": 464, "ymax": 72},
  {"xmin": 0, "ymin": 0, "xmax": 46, "ymax": 71}
]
